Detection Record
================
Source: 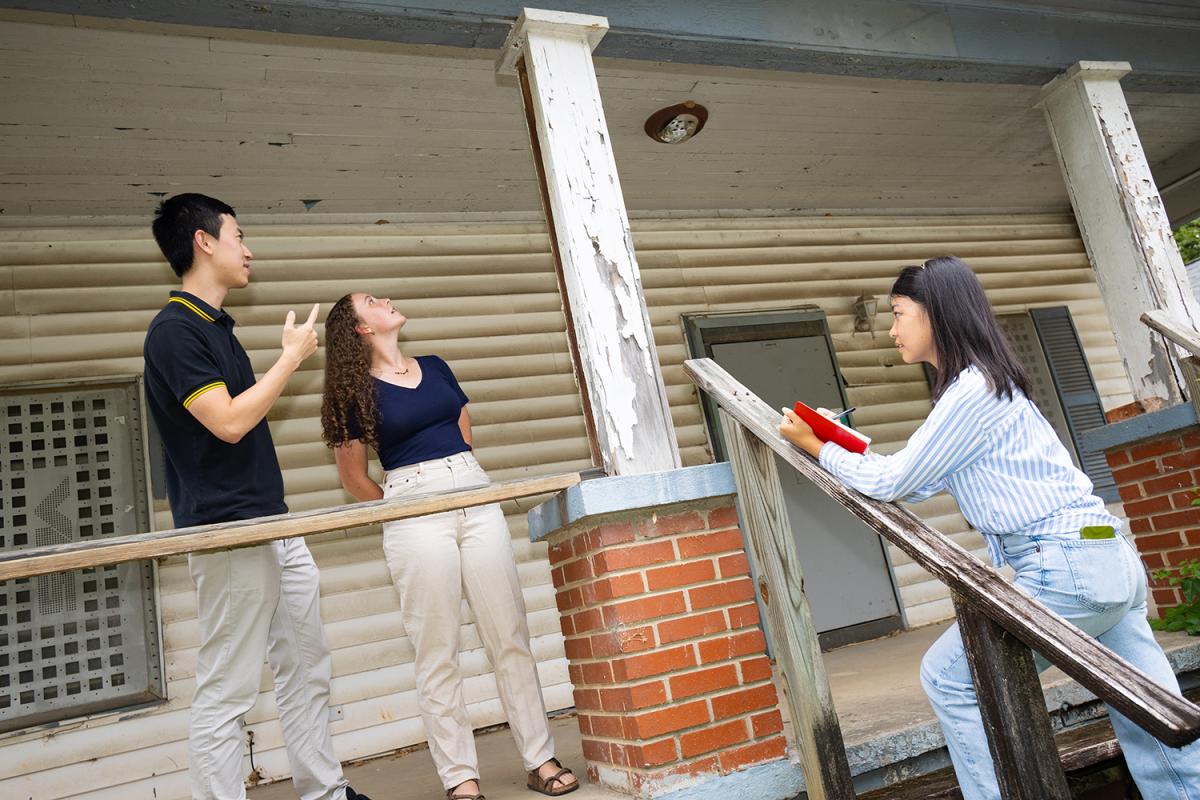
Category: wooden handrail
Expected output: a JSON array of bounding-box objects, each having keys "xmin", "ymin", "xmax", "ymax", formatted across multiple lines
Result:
[
  {"xmin": 0, "ymin": 473, "xmax": 580, "ymax": 582},
  {"xmin": 1142, "ymin": 309, "xmax": 1200, "ymax": 359},
  {"xmin": 684, "ymin": 357, "xmax": 1200, "ymax": 748}
]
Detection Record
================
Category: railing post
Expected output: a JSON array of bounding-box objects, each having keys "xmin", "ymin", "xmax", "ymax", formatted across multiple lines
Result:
[
  {"xmin": 719, "ymin": 409, "xmax": 857, "ymax": 800},
  {"xmin": 954, "ymin": 597, "xmax": 1071, "ymax": 800}
]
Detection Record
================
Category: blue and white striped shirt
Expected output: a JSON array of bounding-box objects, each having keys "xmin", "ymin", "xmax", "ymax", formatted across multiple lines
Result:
[{"xmin": 818, "ymin": 366, "xmax": 1121, "ymax": 566}]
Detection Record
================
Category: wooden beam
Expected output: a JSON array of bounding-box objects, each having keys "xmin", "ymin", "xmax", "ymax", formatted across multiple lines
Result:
[
  {"xmin": 497, "ymin": 9, "xmax": 681, "ymax": 476},
  {"xmin": 0, "ymin": 473, "xmax": 580, "ymax": 581},
  {"xmin": 719, "ymin": 409, "xmax": 856, "ymax": 800},
  {"xmin": 683, "ymin": 356, "xmax": 1200, "ymax": 747},
  {"xmin": 1036, "ymin": 62, "xmax": 1200, "ymax": 406},
  {"xmin": 955, "ymin": 598, "xmax": 1071, "ymax": 800},
  {"xmin": 1141, "ymin": 309, "xmax": 1200, "ymax": 359}
]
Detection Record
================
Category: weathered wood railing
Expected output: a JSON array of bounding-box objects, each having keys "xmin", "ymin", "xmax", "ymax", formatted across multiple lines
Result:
[
  {"xmin": 684, "ymin": 357, "xmax": 1200, "ymax": 800},
  {"xmin": 0, "ymin": 473, "xmax": 580, "ymax": 581},
  {"xmin": 1142, "ymin": 309, "xmax": 1200, "ymax": 415}
]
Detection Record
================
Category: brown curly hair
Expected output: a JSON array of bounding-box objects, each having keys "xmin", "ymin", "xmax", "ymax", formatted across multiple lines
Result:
[{"xmin": 321, "ymin": 294, "xmax": 379, "ymax": 449}]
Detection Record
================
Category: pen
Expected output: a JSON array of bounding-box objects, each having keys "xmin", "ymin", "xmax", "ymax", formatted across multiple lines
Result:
[{"xmin": 829, "ymin": 407, "xmax": 856, "ymax": 421}]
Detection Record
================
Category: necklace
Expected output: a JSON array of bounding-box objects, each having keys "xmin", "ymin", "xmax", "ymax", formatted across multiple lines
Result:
[{"xmin": 374, "ymin": 361, "xmax": 410, "ymax": 376}]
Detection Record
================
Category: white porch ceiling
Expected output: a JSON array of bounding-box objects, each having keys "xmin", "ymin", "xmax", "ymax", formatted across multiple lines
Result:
[{"xmin": 1, "ymin": 12, "xmax": 1198, "ymax": 218}]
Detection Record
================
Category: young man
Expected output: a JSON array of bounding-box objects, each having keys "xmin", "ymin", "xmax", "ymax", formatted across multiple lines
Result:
[{"xmin": 144, "ymin": 193, "xmax": 369, "ymax": 800}]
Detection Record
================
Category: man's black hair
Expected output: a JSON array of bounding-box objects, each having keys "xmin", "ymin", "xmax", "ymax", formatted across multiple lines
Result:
[{"xmin": 151, "ymin": 193, "xmax": 236, "ymax": 277}]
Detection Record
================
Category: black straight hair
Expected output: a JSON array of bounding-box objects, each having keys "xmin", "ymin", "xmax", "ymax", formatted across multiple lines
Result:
[
  {"xmin": 151, "ymin": 193, "xmax": 236, "ymax": 277},
  {"xmin": 890, "ymin": 255, "xmax": 1031, "ymax": 403}
]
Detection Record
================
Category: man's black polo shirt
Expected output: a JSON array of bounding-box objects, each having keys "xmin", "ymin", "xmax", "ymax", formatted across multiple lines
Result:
[{"xmin": 143, "ymin": 291, "xmax": 287, "ymax": 527}]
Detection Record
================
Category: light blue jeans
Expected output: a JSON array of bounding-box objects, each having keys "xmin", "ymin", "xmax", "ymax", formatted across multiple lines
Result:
[{"xmin": 920, "ymin": 534, "xmax": 1200, "ymax": 800}]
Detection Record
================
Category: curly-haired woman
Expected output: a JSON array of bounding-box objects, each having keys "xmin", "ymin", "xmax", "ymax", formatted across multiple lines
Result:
[{"xmin": 320, "ymin": 293, "xmax": 578, "ymax": 800}]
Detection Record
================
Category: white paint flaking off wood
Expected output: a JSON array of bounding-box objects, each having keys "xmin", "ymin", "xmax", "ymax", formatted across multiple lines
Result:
[
  {"xmin": 511, "ymin": 12, "xmax": 680, "ymax": 475},
  {"xmin": 1037, "ymin": 62, "xmax": 1200, "ymax": 405}
]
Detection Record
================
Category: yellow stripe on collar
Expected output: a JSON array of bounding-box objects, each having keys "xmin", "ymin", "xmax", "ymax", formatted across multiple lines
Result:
[
  {"xmin": 183, "ymin": 381, "xmax": 225, "ymax": 408},
  {"xmin": 169, "ymin": 296, "xmax": 216, "ymax": 322}
]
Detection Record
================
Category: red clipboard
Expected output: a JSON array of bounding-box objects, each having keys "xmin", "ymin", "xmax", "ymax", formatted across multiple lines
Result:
[{"xmin": 793, "ymin": 401, "xmax": 871, "ymax": 454}]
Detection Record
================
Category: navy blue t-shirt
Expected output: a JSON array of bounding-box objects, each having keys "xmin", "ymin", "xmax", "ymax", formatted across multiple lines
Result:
[
  {"xmin": 350, "ymin": 355, "xmax": 471, "ymax": 470},
  {"xmin": 142, "ymin": 291, "xmax": 288, "ymax": 527}
]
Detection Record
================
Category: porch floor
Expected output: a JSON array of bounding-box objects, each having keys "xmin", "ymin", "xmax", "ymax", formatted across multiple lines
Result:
[{"xmin": 247, "ymin": 624, "xmax": 1200, "ymax": 800}]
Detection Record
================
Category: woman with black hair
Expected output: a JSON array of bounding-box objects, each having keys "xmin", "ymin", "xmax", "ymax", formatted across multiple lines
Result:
[{"xmin": 780, "ymin": 256, "xmax": 1200, "ymax": 800}]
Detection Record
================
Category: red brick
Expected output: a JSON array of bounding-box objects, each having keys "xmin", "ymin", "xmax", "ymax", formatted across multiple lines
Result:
[
  {"xmin": 592, "ymin": 626, "xmax": 656, "ymax": 657},
  {"xmin": 572, "ymin": 532, "xmax": 594, "ymax": 558},
  {"xmin": 599, "ymin": 680, "xmax": 668, "ymax": 712},
  {"xmin": 1124, "ymin": 495, "xmax": 1173, "ymax": 517},
  {"xmin": 669, "ymin": 664, "xmax": 740, "ymax": 700},
  {"xmin": 1118, "ymin": 482, "xmax": 1145, "ymax": 502},
  {"xmin": 548, "ymin": 540, "xmax": 574, "ymax": 565},
  {"xmin": 574, "ymin": 688, "xmax": 601, "ymax": 710},
  {"xmin": 689, "ymin": 577, "xmax": 756, "ymax": 610},
  {"xmin": 584, "ymin": 713, "xmax": 625, "ymax": 739},
  {"xmin": 560, "ymin": 615, "xmax": 574, "ymax": 638},
  {"xmin": 728, "ymin": 603, "xmax": 761, "ymax": 630},
  {"xmin": 565, "ymin": 636, "xmax": 593, "ymax": 660},
  {"xmin": 629, "ymin": 699, "xmax": 711, "ymax": 739},
  {"xmin": 551, "ymin": 565, "xmax": 566, "ymax": 586},
  {"xmin": 644, "ymin": 510, "xmax": 706, "ymax": 538},
  {"xmin": 679, "ymin": 718, "xmax": 749, "ymax": 758},
  {"xmin": 1187, "ymin": 529, "xmax": 1200, "ymax": 545},
  {"xmin": 576, "ymin": 712, "xmax": 592, "ymax": 736},
  {"xmin": 698, "ymin": 630, "xmax": 768, "ymax": 664},
  {"xmin": 1166, "ymin": 546, "xmax": 1200, "ymax": 565},
  {"xmin": 646, "ymin": 560, "xmax": 717, "ymax": 591},
  {"xmin": 1162, "ymin": 449, "xmax": 1200, "ymax": 471},
  {"xmin": 562, "ymin": 556, "xmax": 594, "ymax": 584},
  {"xmin": 594, "ymin": 541, "xmax": 676, "ymax": 574},
  {"xmin": 708, "ymin": 505, "xmax": 740, "ymax": 530},
  {"xmin": 572, "ymin": 608, "xmax": 604, "ymax": 635},
  {"xmin": 602, "ymin": 592, "xmax": 687, "ymax": 626},
  {"xmin": 1144, "ymin": 472, "xmax": 1194, "ymax": 496},
  {"xmin": 589, "ymin": 573, "xmax": 647, "ymax": 603},
  {"xmin": 711, "ymin": 684, "xmax": 779, "ymax": 720},
  {"xmin": 595, "ymin": 521, "xmax": 636, "ymax": 547},
  {"xmin": 555, "ymin": 587, "xmax": 583, "ymax": 613},
  {"xmin": 1130, "ymin": 437, "xmax": 1182, "ymax": 462},
  {"xmin": 751, "ymin": 710, "xmax": 784, "ymax": 738},
  {"xmin": 1136, "ymin": 532, "xmax": 1183, "ymax": 551},
  {"xmin": 718, "ymin": 553, "xmax": 750, "ymax": 578},
  {"xmin": 1140, "ymin": 552, "xmax": 1167, "ymax": 569},
  {"xmin": 740, "ymin": 656, "xmax": 773, "ymax": 683},
  {"xmin": 1152, "ymin": 508, "xmax": 1200, "ymax": 531},
  {"xmin": 1105, "ymin": 450, "xmax": 1131, "ymax": 468},
  {"xmin": 1112, "ymin": 461, "xmax": 1163, "ymax": 484},
  {"xmin": 1171, "ymin": 491, "xmax": 1200, "ymax": 510},
  {"xmin": 581, "ymin": 661, "xmax": 615, "ymax": 685},
  {"xmin": 581, "ymin": 738, "xmax": 614, "ymax": 764},
  {"xmin": 1153, "ymin": 588, "xmax": 1181, "ymax": 607},
  {"xmin": 633, "ymin": 757, "xmax": 720, "ymax": 789},
  {"xmin": 569, "ymin": 663, "xmax": 584, "ymax": 686},
  {"xmin": 717, "ymin": 736, "xmax": 787, "ymax": 772},
  {"xmin": 1183, "ymin": 431, "xmax": 1200, "ymax": 449},
  {"xmin": 1130, "ymin": 517, "xmax": 1153, "ymax": 534},
  {"xmin": 678, "ymin": 530, "xmax": 745, "ymax": 558},
  {"xmin": 657, "ymin": 610, "xmax": 728, "ymax": 645},
  {"xmin": 613, "ymin": 644, "xmax": 697, "ymax": 681},
  {"xmin": 620, "ymin": 738, "xmax": 679, "ymax": 768}
]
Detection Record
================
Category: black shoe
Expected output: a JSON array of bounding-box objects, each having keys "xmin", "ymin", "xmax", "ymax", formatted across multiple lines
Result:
[{"xmin": 346, "ymin": 787, "xmax": 372, "ymax": 800}]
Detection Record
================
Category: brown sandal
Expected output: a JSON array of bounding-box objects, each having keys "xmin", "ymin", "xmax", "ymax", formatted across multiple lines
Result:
[
  {"xmin": 446, "ymin": 781, "xmax": 485, "ymax": 800},
  {"xmin": 527, "ymin": 758, "xmax": 578, "ymax": 796}
]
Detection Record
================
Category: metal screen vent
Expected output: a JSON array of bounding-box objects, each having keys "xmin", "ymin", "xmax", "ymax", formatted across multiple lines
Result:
[{"xmin": 0, "ymin": 378, "xmax": 162, "ymax": 733}]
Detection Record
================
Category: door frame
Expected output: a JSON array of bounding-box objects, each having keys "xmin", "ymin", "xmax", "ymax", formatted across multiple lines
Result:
[{"xmin": 681, "ymin": 306, "xmax": 907, "ymax": 649}]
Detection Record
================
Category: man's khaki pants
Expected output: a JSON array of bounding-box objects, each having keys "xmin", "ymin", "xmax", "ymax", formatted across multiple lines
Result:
[
  {"xmin": 382, "ymin": 451, "xmax": 555, "ymax": 790},
  {"xmin": 188, "ymin": 537, "xmax": 348, "ymax": 800}
]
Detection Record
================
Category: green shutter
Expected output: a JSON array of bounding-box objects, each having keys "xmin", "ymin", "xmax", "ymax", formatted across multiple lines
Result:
[{"xmin": 1029, "ymin": 307, "xmax": 1119, "ymax": 502}]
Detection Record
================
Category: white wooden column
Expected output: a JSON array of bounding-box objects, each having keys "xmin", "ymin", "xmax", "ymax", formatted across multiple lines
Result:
[
  {"xmin": 498, "ymin": 8, "xmax": 681, "ymax": 476},
  {"xmin": 1037, "ymin": 61, "xmax": 1200, "ymax": 406}
]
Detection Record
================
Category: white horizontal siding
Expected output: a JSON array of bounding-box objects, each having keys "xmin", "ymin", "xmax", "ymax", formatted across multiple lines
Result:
[{"xmin": 0, "ymin": 211, "xmax": 1128, "ymax": 798}]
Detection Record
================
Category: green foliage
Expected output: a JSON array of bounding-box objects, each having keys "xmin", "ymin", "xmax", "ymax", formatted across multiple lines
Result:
[
  {"xmin": 1149, "ymin": 558, "xmax": 1200, "ymax": 635},
  {"xmin": 1176, "ymin": 219, "xmax": 1200, "ymax": 264}
]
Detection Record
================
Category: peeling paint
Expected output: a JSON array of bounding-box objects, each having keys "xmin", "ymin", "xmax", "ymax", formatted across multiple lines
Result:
[{"xmin": 521, "ymin": 27, "xmax": 680, "ymax": 475}]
